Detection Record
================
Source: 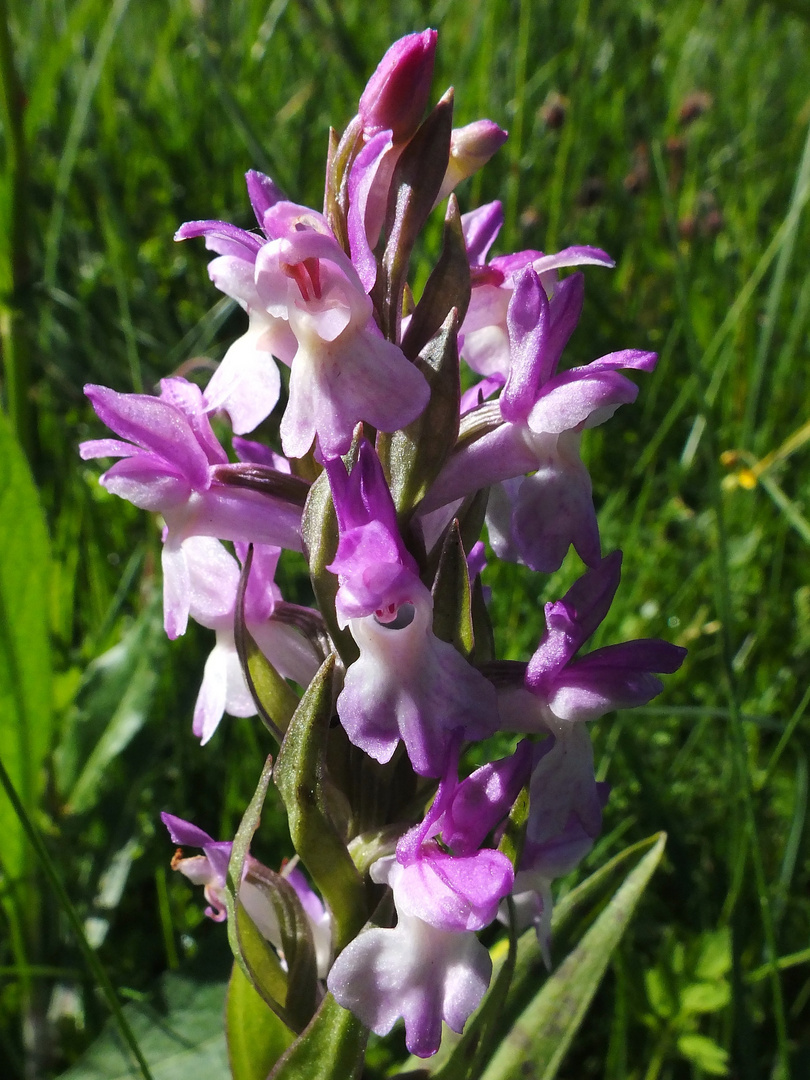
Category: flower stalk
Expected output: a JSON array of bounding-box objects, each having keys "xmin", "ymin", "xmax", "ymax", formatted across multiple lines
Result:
[{"xmin": 81, "ymin": 29, "xmax": 686, "ymax": 1074}]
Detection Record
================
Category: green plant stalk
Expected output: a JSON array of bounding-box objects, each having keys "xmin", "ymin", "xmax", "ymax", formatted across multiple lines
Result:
[
  {"xmin": 155, "ymin": 866, "xmax": 180, "ymax": 971},
  {"xmin": 742, "ymin": 113, "xmax": 810, "ymax": 446},
  {"xmin": 652, "ymin": 140, "xmax": 790, "ymax": 1080},
  {"xmin": 0, "ymin": 753, "xmax": 155, "ymax": 1080},
  {"xmin": 0, "ymin": 0, "xmax": 34, "ymax": 463}
]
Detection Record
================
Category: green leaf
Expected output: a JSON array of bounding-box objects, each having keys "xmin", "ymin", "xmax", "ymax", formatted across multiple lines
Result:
[
  {"xmin": 480, "ymin": 833, "xmax": 666, "ymax": 1080},
  {"xmin": 231, "ymin": 899, "xmax": 289, "ymax": 1019},
  {"xmin": 373, "ymin": 91, "xmax": 453, "ymax": 341},
  {"xmin": 268, "ymin": 993, "xmax": 368, "ymax": 1080},
  {"xmin": 694, "ymin": 927, "xmax": 732, "ymax": 981},
  {"xmin": 226, "ymin": 962, "xmax": 294, "ymax": 1080},
  {"xmin": 645, "ymin": 968, "xmax": 679, "ymax": 1020},
  {"xmin": 680, "ymin": 979, "xmax": 731, "ymax": 1015},
  {"xmin": 401, "ymin": 194, "xmax": 471, "ymax": 360},
  {"xmin": 0, "ymin": 408, "xmax": 52, "ymax": 895},
  {"xmin": 378, "ymin": 308, "xmax": 460, "ymax": 518},
  {"xmin": 224, "ymin": 756, "xmax": 304, "ymax": 1029},
  {"xmin": 274, "ymin": 654, "xmax": 366, "ymax": 951},
  {"xmin": 676, "ymin": 1033, "xmax": 730, "ymax": 1076},
  {"xmin": 431, "ymin": 520, "xmax": 474, "ymax": 656},
  {"xmin": 59, "ymin": 591, "xmax": 166, "ymax": 814},
  {"xmin": 244, "ymin": 863, "xmax": 319, "ymax": 1031},
  {"xmin": 469, "ymin": 575, "xmax": 495, "ymax": 665},
  {"xmin": 507, "ymin": 833, "xmax": 668, "ymax": 1013},
  {"xmin": 58, "ymin": 966, "xmax": 229, "ymax": 1080},
  {"xmin": 378, "ymin": 307, "xmax": 461, "ymax": 518}
]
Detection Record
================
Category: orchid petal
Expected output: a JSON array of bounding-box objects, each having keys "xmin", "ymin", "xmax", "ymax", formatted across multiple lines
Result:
[{"xmin": 461, "ymin": 201, "xmax": 504, "ymax": 265}]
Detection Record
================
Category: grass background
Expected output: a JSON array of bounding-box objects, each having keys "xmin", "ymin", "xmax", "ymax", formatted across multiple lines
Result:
[{"xmin": 1, "ymin": 0, "xmax": 809, "ymax": 1076}]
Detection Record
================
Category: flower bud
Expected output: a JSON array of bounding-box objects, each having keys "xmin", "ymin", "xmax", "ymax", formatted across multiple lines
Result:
[
  {"xmin": 359, "ymin": 29, "xmax": 437, "ymax": 142},
  {"xmin": 436, "ymin": 120, "xmax": 508, "ymax": 204}
]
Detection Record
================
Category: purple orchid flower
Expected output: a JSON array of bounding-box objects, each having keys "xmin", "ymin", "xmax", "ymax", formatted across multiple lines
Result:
[
  {"xmin": 80, "ymin": 377, "xmax": 303, "ymax": 636},
  {"xmin": 175, "ymin": 171, "xmax": 297, "ymax": 435},
  {"xmin": 459, "ymin": 200, "xmax": 614, "ymax": 382},
  {"xmin": 437, "ymin": 739, "xmax": 533, "ymax": 856},
  {"xmin": 325, "ymin": 441, "xmax": 499, "ymax": 776},
  {"xmin": 328, "ymin": 746, "xmax": 514, "ymax": 1056},
  {"xmin": 181, "ymin": 536, "xmax": 320, "ymax": 744},
  {"xmin": 502, "ymin": 738, "xmax": 610, "ymax": 961},
  {"xmin": 421, "ymin": 269, "xmax": 658, "ymax": 571},
  {"xmin": 327, "ymin": 854, "xmax": 493, "ymax": 1058},
  {"xmin": 498, "ymin": 551, "xmax": 686, "ymax": 735},
  {"xmin": 163, "ymin": 813, "xmax": 332, "ymax": 977},
  {"xmin": 358, "ymin": 29, "xmax": 437, "ymax": 141},
  {"xmin": 180, "ymin": 180, "xmax": 430, "ymax": 455},
  {"xmin": 345, "ymin": 32, "xmax": 505, "ymax": 292},
  {"xmin": 490, "ymin": 553, "xmax": 684, "ymax": 944},
  {"xmin": 256, "ymin": 202, "xmax": 431, "ymax": 458},
  {"xmin": 394, "ymin": 744, "xmax": 516, "ymax": 931}
]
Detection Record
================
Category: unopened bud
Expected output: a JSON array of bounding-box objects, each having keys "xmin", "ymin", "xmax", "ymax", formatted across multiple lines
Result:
[
  {"xmin": 435, "ymin": 119, "xmax": 508, "ymax": 204},
  {"xmin": 359, "ymin": 29, "xmax": 437, "ymax": 142}
]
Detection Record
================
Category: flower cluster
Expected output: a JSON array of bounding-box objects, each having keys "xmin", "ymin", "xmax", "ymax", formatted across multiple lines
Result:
[{"xmin": 82, "ymin": 30, "xmax": 685, "ymax": 1061}]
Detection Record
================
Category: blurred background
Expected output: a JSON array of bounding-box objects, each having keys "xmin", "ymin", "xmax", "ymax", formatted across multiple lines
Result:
[{"xmin": 0, "ymin": 0, "xmax": 809, "ymax": 1076}]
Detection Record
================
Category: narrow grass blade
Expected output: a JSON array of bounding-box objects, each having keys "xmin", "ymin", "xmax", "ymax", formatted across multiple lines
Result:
[
  {"xmin": 479, "ymin": 833, "xmax": 666, "ymax": 1080},
  {"xmin": 0, "ymin": 756, "xmax": 153, "ymax": 1080}
]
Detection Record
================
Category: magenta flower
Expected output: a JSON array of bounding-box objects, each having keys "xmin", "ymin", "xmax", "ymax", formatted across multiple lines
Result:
[
  {"xmin": 163, "ymin": 814, "xmax": 332, "ymax": 976},
  {"xmin": 459, "ymin": 200, "xmax": 614, "ymax": 382},
  {"xmin": 358, "ymin": 29, "xmax": 437, "ymax": 142},
  {"xmin": 175, "ymin": 171, "xmax": 297, "ymax": 435},
  {"xmin": 326, "ymin": 442, "xmax": 498, "ymax": 776},
  {"xmin": 181, "ymin": 537, "xmax": 320, "ymax": 744},
  {"xmin": 421, "ymin": 269, "xmax": 658, "ymax": 571},
  {"xmin": 510, "ymin": 773, "xmax": 610, "ymax": 959},
  {"xmin": 327, "ymin": 856, "xmax": 493, "ymax": 1058},
  {"xmin": 498, "ymin": 552, "xmax": 686, "ymax": 734},
  {"xmin": 182, "ymin": 188, "xmax": 430, "ymax": 459},
  {"xmin": 255, "ymin": 207, "xmax": 430, "ymax": 458},
  {"xmin": 79, "ymin": 378, "xmax": 303, "ymax": 636},
  {"xmin": 328, "ymin": 752, "xmax": 513, "ymax": 1056}
]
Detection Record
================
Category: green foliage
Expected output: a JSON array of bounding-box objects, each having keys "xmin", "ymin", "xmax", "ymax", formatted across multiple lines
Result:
[
  {"xmin": 267, "ymin": 992, "xmax": 368, "ymax": 1080},
  {"xmin": 274, "ymin": 655, "xmax": 366, "ymax": 952},
  {"xmin": 58, "ymin": 965, "xmax": 229, "ymax": 1080},
  {"xmin": 225, "ymin": 963, "xmax": 293, "ymax": 1080},
  {"xmin": 56, "ymin": 592, "xmax": 167, "ymax": 815},
  {"xmin": 0, "ymin": 408, "xmax": 52, "ymax": 926},
  {"xmin": 478, "ymin": 834, "xmax": 666, "ymax": 1080}
]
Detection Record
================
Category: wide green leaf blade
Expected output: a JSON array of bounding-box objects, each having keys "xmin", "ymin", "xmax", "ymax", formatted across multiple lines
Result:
[
  {"xmin": 58, "ymin": 966, "xmax": 229, "ymax": 1080},
  {"xmin": 0, "ymin": 409, "xmax": 52, "ymax": 894},
  {"xmin": 226, "ymin": 962, "xmax": 294, "ymax": 1080},
  {"xmin": 479, "ymin": 833, "xmax": 666, "ymax": 1080},
  {"xmin": 506, "ymin": 832, "xmax": 671, "ymax": 1013}
]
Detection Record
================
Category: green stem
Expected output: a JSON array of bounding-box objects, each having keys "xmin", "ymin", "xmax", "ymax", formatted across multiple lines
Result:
[
  {"xmin": 0, "ymin": 0, "xmax": 34, "ymax": 463},
  {"xmin": 0, "ymin": 754, "xmax": 154, "ymax": 1080},
  {"xmin": 642, "ymin": 1026, "xmax": 672, "ymax": 1080}
]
